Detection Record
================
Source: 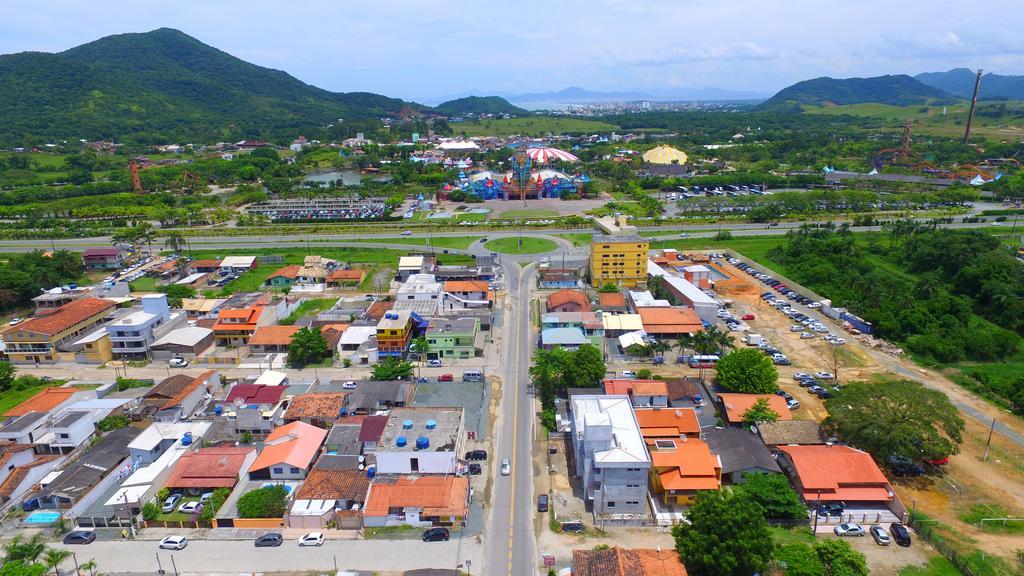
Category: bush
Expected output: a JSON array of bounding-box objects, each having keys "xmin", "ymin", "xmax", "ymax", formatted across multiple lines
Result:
[
  {"xmin": 540, "ymin": 409, "xmax": 556, "ymax": 432},
  {"xmin": 198, "ymin": 487, "xmax": 230, "ymax": 523},
  {"xmin": 237, "ymin": 485, "xmax": 289, "ymax": 518},
  {"xmin": 97, "ymin": 415, "xmax": 130, "ymax": 431},
  {"xmin": 142, "ymin": 502, "xmax": 159, "ymax": 520}
]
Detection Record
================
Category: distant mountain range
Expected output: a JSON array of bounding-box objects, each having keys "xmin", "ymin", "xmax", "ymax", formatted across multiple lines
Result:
[
  {"xmin": 419, "ymin": 86, "xmax": 767, "ymax": 108},
  {"xmin": 435, "ymin": 96, "xmax": 527, "ymax": 115},
  {"xmin": 0, "ymin": 28, "xmax": 426, "ymax": 145},
  {"xmin": 915, "ymin": 68, "xmax": 1024, "ymax": 100},
  {"xmin": 757, "ymin": 74, "xmax": 953, "ymax": 111}
]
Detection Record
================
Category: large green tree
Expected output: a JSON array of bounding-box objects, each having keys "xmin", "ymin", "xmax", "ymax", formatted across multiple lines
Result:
[
  {"xmin": 735, "ymin": 473, "xmax": 806, "ymax": 519},
  {"xmin": 673, "ymin": 490, "xmax": 774, "ymax": 576},
  {"xmin": 288, "ymin": 327, "xmax": 329, "ymax": 368},
  {"xmin": 715, "ymin": 348, "xmax": 779, "ymax": 394},
  {"xmin": 237, "ymin": 485, "xmax": 288, "ymax": 518},
  {"xmin": 0, "ymin": 361, "xmax": 16, "ymax": 393},
  {"xmin": 825, "ymin": 378, "xmax": 964, "ymax": 460},
  {"xmin": 813, "ymin": 539, "xmax": 868, "ymax": 576},
  {"xmin": 371, "ymin": 357, "xmax": 415, "ymax": 381},
  {"xmin": 741, "ymin": 398, "xmax": 780, "ymax": 424}
]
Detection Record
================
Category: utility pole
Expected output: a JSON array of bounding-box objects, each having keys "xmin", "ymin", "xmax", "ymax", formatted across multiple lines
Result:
[
  {"xmin": 812, "ymin": 490, "xmax": 822, "ymax": 533},
  {"xmin": 983, "ymin": 416, "xmax": 996, "ymax": 461},
  {"xmin": 963, "ymin": 69, "xmax": 983, "ymax": 144}
]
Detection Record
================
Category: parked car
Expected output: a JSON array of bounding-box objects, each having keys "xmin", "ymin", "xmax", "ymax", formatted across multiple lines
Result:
[
  {"xmin": 341, "ymin": 381, "xmax": 357, "ymax": 390},
  {"xmin": 438, "ymin": 373, "xmax": 454, "ymax": 382},
  {"xmin": 169, "ymin": 358, "xmax": 189, "ymax": 368},
  {"xmin": 468, "ymin": 463, "xmax": 482, "ymax": 475},
  {"xmin": 620, "ymin": 370, "xmax": 637, "ymax": 378},
  {"xmin": 814, "ymin": 371, "xmax": 835, "ymax": 380},
  {"xmin": 889, "ymin": 523, "xmax": 912, "ymax": 547},
  {"xmin": 834, "ymin": 523, "xmax": 865, "ymax": 537},
  {"xmin": 792, "ymin": 372, "xmax": 810, "ymax": 381},
  {"xmin": 818, "ymin": 502, "xmax": 845, "ymax": 517},
  {"xmin": 465, "ymin": 449, "xmax": 488, "ymax": 461},
  {"xmin": 786, "ymin": 398, "xmax": 801, "ymax": 410},
  {"xmin": 870, "ymin": 525, "xmax": 891, "ymax": 546},
  {"xmin": 537, "ymin": 494, "xmax": 549, "ymax": 512},
  {"xmin": 887, "ymin": 455, "xmax": 925, "ymax": 477},
  {"xmin": 21, "ymin": 497, "xmax": 41, "ymax": 512},
  {"xmin": 741, "ymin": 314, "xmax": 755, "ymax": 321},
  {"xmin": 560, "ymin": 521, "xmax": 584, "ymax": 533},
  {"xmin": 178, "ymin": 500, "xmax": 203, "ymax": 514},
  {"xmin": 159, "ymin": 536, "xmax": 188, "ymax": 550},
  {"xmin": 500, "ymin": 458, "xmax": 511, "ymax": 476},
  {"xmin": 428, "ymin": 359, "xmax": 443, "ymax": 367},
  {"xmin": 298, "ymin": 532, "xmax": 324, "ymax": 547},
  {"xmin": 422, "ymin": 527, "xmax": 450, "ymax": 542},
  {"xmin": 800, "ymin": 332, "xmax": 815, "ymax": 339},
  {"xmin": 63, "ymin": 530, "xmax": 96, "ymax": 545},
  {"xmin": 199, "ymin": 492, "xmax": 213, "ymax": 504},
  {"xmin": 161, "ymin": 493, "xmax": 182, "ymax": 513},
  {"xmin": 255, "ymin": 533, "xmax": 283, "ymax": 547}
]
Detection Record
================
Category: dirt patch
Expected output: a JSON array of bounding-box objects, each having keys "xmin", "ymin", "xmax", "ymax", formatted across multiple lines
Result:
[{"xmin": 833, "ymin": 534, "xmax": 936, "ymax": 576}]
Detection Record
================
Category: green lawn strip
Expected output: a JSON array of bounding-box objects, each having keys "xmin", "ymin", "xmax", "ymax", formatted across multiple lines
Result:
[
  {"xmin": 484, "ymin": 237, "xmax": 558, "ymax": 254},
  {"xmin": 553, "ymin": 233, "xmax": 593, "ymax": 247},
  {"xmin": 0, "ymin": 382, "xmax": 65, "ymax": 414},
  {"xmin": 897, "ymin": 557, "xmax": 962, "ymax": 576},
  {"xmin": 958, "ymin": 503, "xmax": 1024, "ymax": 534},
  {"xmin": 128, "ymin": 277, "xmax": 159, "ymax": 292},
  {"xmin": 500, "ymin": 209, "xmax": 559, "ymax": 219},
  {"xmin": 343, "ymin": 236, "xmax": 483, "ymax": 250},
  {"xmin": 280, "ymin": 298, "xmax": 338, "ymax": 325}
]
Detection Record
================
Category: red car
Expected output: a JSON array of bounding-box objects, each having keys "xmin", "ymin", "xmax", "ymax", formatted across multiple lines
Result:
[
  {"xmin": 923, "ymin": 456, "xmax": 949, "ymax": 466},
  {"xmin": 741, "ymin": 314, "xmax": 755, "ymax": 321},
  {"xmin": 438, "ymin": 373, "xmax": 454, "ymax": 382}
]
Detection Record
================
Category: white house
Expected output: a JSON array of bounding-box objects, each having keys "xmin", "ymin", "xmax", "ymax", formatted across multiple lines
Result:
[
  {"xmin": 105, "ymin": 294, "xmax": 186, "ymax": 360},
  {"xmin": 373, "ymin": 408, "xmax": 464, "ymax": 475}
]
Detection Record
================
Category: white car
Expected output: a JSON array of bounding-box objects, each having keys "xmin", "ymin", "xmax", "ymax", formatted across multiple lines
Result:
[
  {"xmin": 540, "ymin": 257, "xmax": 550, "ymax": 264},
  {"xmin": 790, "ymin": 324, "xmax": 803, "ymax": 332},
  {"xmin": 401, "ymin": 230, "xmax": 412, "ymax": 236},
  {"xmin": 169, "ymin": 358, "xmax": 189, "ymax": 368},
  {"xmin": 500, "ymin": 458, "xmax": 511, "ymax": 476},
  {"xmin": 814, "ymin": 371, "xmax": 835, "ymax": 380},
  {"xmin": 800, "ymin": 332, "xmax": 815, "ymax": 339},
  {"xmin": 159, "ymin": 536, "xmax": 188, "ymax": 550},
  {"xmin": 178, "ymin": 501, "xmax": 202, "ymax": 514},
  {"xmin": 621, "ymin": 370, "xmax": 637, "ymax": 378},
  {"xmin": 299, "ymin": 532, "xmax": 325, "ymax": 547},
  {"xmin": 807, "ymin": 302, "xmax": 822, "ymax": 309},
  {"xmin": 834, "ymin": 523, "xmax": 866, "ymax": 537},
  {"xmin": 341, "ymin": 381, "xmax": 357, "ymax": 390},
  {"xmin": 8, "ymin": 317, "xmax": 24, "ymax": 326},
  {"xmin": 813, "ymin": 325, "xmax": 829, "ymax": 333},
  {"xmin": 428, "ymin": 359, "xmax": 443, "ymax": 367}
]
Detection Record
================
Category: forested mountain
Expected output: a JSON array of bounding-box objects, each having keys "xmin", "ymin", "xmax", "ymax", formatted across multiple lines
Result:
[
  {"xmin": 916, "ymin": 68, "xmax": 1024, "ymax": 100},
  {"xmin": 758, "ymin": 74, "xmax": 953, "ymax": 111},
  {"xmin": 436, "ymin": 96, "xmax": 527, "ymax": 115},
  {"xmin": 0, "ymin": 28, "xmax": 429, "ymax": 146}
]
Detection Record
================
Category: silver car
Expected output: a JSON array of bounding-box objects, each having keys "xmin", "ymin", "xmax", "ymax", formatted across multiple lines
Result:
[
  {"xmin": 500, "ymin": 458, "xmax": 511, "ymax": 476},
  {"xmin": 870, "ymin": 525, "xmax": 891, "ymax": 545}
]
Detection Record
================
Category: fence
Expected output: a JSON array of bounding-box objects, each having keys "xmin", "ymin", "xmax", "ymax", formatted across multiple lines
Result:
[{"xmin": 907, "ymin": 514, "xmax": 977, "ymax": 576}]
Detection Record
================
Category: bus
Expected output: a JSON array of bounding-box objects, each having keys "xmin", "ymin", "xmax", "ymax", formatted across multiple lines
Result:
[{"xmin": 687, "ymin": 355, "xmax": 720, "ymax": 368}]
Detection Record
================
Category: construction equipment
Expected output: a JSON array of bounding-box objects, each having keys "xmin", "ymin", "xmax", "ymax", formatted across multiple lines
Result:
[{"xmin": 963, "ymin": 69, "xmax": 983, "ymax": 144}]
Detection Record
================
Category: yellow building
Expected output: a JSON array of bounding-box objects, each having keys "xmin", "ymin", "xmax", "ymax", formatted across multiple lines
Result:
[
  {"xmin": 590, "ymin": 234, "xmax": 650, "ymax": 288},
  {"xmin": 2, "ymin": 298, "xmax": 116, "ymax": 364}
]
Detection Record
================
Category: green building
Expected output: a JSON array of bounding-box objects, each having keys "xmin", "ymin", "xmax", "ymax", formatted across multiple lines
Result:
[{"xmin": 425, "ymin": 317, "xmax": 482, "ymax": 360}]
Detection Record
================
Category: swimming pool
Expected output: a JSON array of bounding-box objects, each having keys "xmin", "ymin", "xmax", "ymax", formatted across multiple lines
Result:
[{"xmin": 24, "ymin": 510, "xmax": 61, "ymax": 524}]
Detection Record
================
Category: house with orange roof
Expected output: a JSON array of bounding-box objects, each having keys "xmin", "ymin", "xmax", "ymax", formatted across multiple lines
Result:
[
  {"xmin": 572, "ymin": 546, "xmax": 688, "ymax": 576},
  {"xmin": 718, "ymin": 393, "xmax": 792, "ymax": 425},
  {"xmin": 143, "ymin": 370, "xmax": 220, "ymax": 422},
  {"xmin": 284, "ymin": 392, "xmax": 349, "ymax": 429},
  {"xmin": 603, "ymin": 379, "xmax": 669, "ymax": 408},
  {"xmin": 265, "ymin": 265, "xmax": 301, "ymax": 288},
  {"xmin": 597, "ymin": 291, "xmax": 628, "ymax": 312},
  {"xmin": 634, "ymin": 407, "xmax": 701, "ymax": 444},
  {"xmin": 248, "ymin": 325, "xmax": 300, "ymax": 354},
  {"xmin": 636, "ymin": 307, "xmax": 703, "ymax": 339},
  {"xmin": 249, "ymin": 421, "xmax": 328, "ymax": 480},
  {"xmin": 326, "ymin": 269, "xmax": 366, "ymax": 287},
  {"xmin": 189, "ymin": 259, "xmax": 222, "ymax": 274},
  {"xmin": 2, "ymin": 297, "xmax": 117, "ymax": 364},
  {"xmin": 443, "ymin": 280, "xmax": 493, "ymax": 311},
  {"xmin": 319, "ymin": 323, "xmax": 349, "ymax": 352},
  {"xmin": 545, "ymin": 289, "xmax": 591, "ymax": 313},
  {"xmin": 212, "ymin": 305, "xmax": 266, "ymax": 346},
  {"xmin": 648, "ymin": 438, "xmax": 722, "ymax": 505},
  {"xmin": 776, "ymin": 444, "xmax": 896, "ymax": 506},
  {"xmin": 3, "ymin": 387, "xmax": 80, "ymax": 417},
  {"xmin": 363, "ymin": 474, "xmax": 469, "ymax": 528},
  {"xmin": 164, "ymin": 446, "xmax": 257, "ymax": 492}
]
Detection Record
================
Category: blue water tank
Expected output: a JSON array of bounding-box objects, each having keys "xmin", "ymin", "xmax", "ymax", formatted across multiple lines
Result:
[
  {"xmin": 402, "ymin": 420, "xmax": 414, "ymax": 430},
  {"xmin": 366, "ymin": 466, "xmax": 376, "ymax": 479},
  {"xmin": 396, "ymin": 436, "xmax": 408, "ymax": 448},
  {"xmin": 181, "ymin": 432, "xmax": 193, "ymax": 446},
  {"xmin": 69, "ymin": 283, "xmax": 78, "ymax": 289},
  {"xmin": 340, "ymin": 407, "xmax": 348, "ymax": 417},
  {"xmin": 416, "ymin": 436, "xmax": 430, "ymax": 450},
  {"xmin": 214, "ymin": 405, "xmax": 223, "ymax": 416},
  {"xmin": 425, "ymin": 420, "xmax": 437, "ymax": 430}
]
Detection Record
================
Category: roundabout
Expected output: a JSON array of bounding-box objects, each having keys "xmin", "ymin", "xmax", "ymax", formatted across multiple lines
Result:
[{"xmin": 483, "ymin": 236, "xmax": 559, "ymax": 255}]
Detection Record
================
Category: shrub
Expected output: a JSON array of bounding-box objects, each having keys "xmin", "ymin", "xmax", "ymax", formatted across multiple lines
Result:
[
  {"xmin": 237, "ymin": 485, "xmax": 289, "ymax": 519},
  {"xmin": 142, "ymin": 502, "xmax": 158, "ymax": 520}
]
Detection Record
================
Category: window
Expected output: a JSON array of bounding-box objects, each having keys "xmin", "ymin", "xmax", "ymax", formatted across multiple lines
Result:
[
  {"xmin": 626, "ymin": 501, "xmax": 639, "ymax": 506},
  {"xmin": 59, "ymin": 433, "xmax": 69, "ymax": 439},
  {"xmin": 289, "ymin": 467, "xmax": 300, "ymax": 474},
  {"xmin": 273, "ymin": 467, "xmax": 283, "ymax": 474},
  {"xmin": 607, "ymin": 501, "xmax": 616, "ymax": 508},
  {"xmin": 626, "ymin": 484, "xmax": 640, "ymax": 488}
]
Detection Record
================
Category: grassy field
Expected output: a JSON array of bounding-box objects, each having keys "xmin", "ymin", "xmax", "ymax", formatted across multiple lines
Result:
[
  {"xmin": 344, "ymin": 236, "xmax": 483, "ymax": 249},
  {"xmin": 898, "ymin": 557, "xmax": 962, "ymax": 576},
  {"xmin": 280, "ymin": 298, "xmax": 338, "ymax": 325},
  {"xmin": 484, "ymin": 237, "xmax": 558, "ymax": 254},
  {"xmin": 804, "ymin": 101, "xmax": 1024, "ymax": 141},
  {"xmin": 946, "ymin": 350, "xmax": 1024, "ymax": 415},
  {"xmin": 128, "ymin": 277, "xmax": 159, "ymax": 292},
  {"xmin": 554, "ymin": 233, "xmax": 594, "ymax": 247},
  {"xmin": 500, "ymin": 209, "xmax": 560, "ymax": 219},
  {"xmin": 454, "ymin": 117, "xmax": 619, "ymax": 137},
  {"xmin": 0, "ymin": 381, "xmax": 65, "ymax": 414}
]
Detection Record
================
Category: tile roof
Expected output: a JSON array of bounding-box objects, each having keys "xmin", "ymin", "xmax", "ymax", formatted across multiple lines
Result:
[
  {"xmin": 327, "ymin": 269, "xmax": 365, "ymax": 281},
  {"xmin": 634, "ymin": 408, "xmax": 700, "ymax": 439},
  {"xmin": 83, "ymin": 247, "xmax": 124, "ymax": 258},
  {"xmin": 546, "ymin": 289, "xmax": 591, "ymax": 311},
  {"xmin": 224, "ymin": 384, "xmax": 285, "ymax": 405},
  {"xmin": 365, "ymin": 300, "xmax": 395, "ymax": 320},
  {"xmin": 572, "ymin": 547, "xmax": 688, "ymax": 576},
  {"xmin": 364, "ymin": 475, "xmax": 469, "ymax": 518},
  {"xmin": 665, "ymin": 378, "xmax": 702, "ymax": 401},
  {"xmin": 757, "ymin": 420, "xmax": 826, "ymax": 446},
  {"xmin": 4, "ymin": 387, "xmax": 78, "ymax": 417},
  {"xmin": 248, "ymin": 325, "xmax": 300, "ymax": 346},
  {"xmin": 631, "ymin": 381, "xmax": 668, "ymax": 396},
  {"xmin": 294, "ymin": 467, "xmax": 369, "ymax": 501},
  {"xmin": 267, "ymin": 265, "xmax": 301, "ymax": 280},
  {"xmin": 286, "ymin": 392, "xmax": 348, "ymax": 420},
  {"xmin": 146, "ymin": 371, "xmax": 216, "ymax": 410},
  {"xmin": 358, "ymin": 415, "xmax": 389, "ymax": 442},
  {"xmin": 0, "ymin": 454, "xmax": 59, "ymax": 500},
  {"xmin": 704, "ymin": 427, "xmax": 781, "ymax": 475},
  {"xmin": 443, "ymin": 280, "xmax": 489, "ymax": 293},
  {"xmin": 650, "ymin": 439, "xmax": 722, "ymax": 491},
  {"xmin": 777, "ymin": 445, "xmax": 892, "ymax": 502},
  {"xmin": 718, "ymin": 393, "xmax": 792, "ymax": 424},
  {"xmin": 598, "ymin": 292, "xmax": 627, "ymax": 308},
  {"xmin": 603, "ymin": 379, "xmax": 665, "ymax": 397},
  {"xmin": 190, "ymin": 259, "xmax": 222, "ymax": 269},
  {"xmin": 16, "ymin": 297, "xmax": 115, "ymax": 336},
  {"xmin": 164, "ymin": 446, "xmax": 255, "ymax": 489},
  {"xmin": 636, "ymin": 307, "xmax": 702, "ymax": 334},
  {"xmin": 250, "ymin": 421, "xmax": 327, "ymax": 472}
]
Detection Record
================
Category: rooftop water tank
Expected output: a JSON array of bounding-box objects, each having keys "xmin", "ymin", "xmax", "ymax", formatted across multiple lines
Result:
[
  {"xmin": 366, "ymin": 466, "xmax": 376, "ymax": 479},
  {"xmin": 402, "ymin": 420, "xmax": 414, "ymax": 430},
  {"xmin": 416, "ymin": 436, "xmax": 430, "ymax": 450},
  {"xmin": 396, "ymin": 436, "xmax": 408, "ymax": 448},
  {"xmin": 214, "ymin": 405, "xmax": 223, "ymax": 416},
  {"xmin": 181, "ymin": 432, "xmax": 193, "ymax": 446},
  {"xmin": 425, "ymin": 419, "xmax": 437, "ymax": 430}
]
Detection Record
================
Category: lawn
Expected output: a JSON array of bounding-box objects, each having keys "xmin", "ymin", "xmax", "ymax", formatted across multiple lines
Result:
[
  {"xmin": 554, "ymin": 233, "xmax": 594, "ymax": 247},
  {"xmin": 484, "ymin": 236, "xmax": 558, "ymax": 254},
  {"xmin": 500, "ymin": 209, "xmax": 559, "ymax": 219},
  {"xmin": 898, "ymin": 557, "xmax": 961, "ymax": 576},
  {"xmin": 454, "ymin": 117, "xmax": 619, "ymax": 137},
  {"xmin": 345, "ymin": 236, "xmax": 483, "ymax": 249},
  {"xmin": 0, "ymin": 381, "xmax": 65, "ymax": 414},
  {"xmin": 946, "ymin": 350, "xmax": 1024, "ymax": 414},
  {"xmin": 128, "ymin": 277, "xmax": 159, "ymax": 292},
  {"xmin": 280, "ymin": 298, "xmax": 338, "ymax": 325},
  {"xmin": 959, "ymin": 503, "xmax": 1024, "ymax": 534},
  {"xmin": 804, "ymin": 101, "xmax": 1024, "ymax": 141}
]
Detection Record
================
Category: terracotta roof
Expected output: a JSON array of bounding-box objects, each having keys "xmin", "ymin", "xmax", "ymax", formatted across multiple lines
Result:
[
  {"xmin": 718, "ymin": 393, "xmax": 792, "ymax": 424},
  {"xmin": 603, "ymin": 379, "xmax": 668, "ymax": 397},
  {"xmin": 665, "ymin": 378, "xmax": 702, "ymax": 401},
  {"xmin": 0, "ymin": 454, "xmax": 60, "ymax": 500},
  {"xmin": 364, "ymin": 475, "xmax": 469, "ymax": 518},
  {"xmin": 250, "ymin": 421, "xmax": 327, "ymax": 472},
  {"xmin": 635, "ymin": 408, "xmax": 700, "ymax": 439},
  {"xmin": 365, "ymin": 300, "xmax": 394, "ymax": 320},
  {"xmin": 359, "ymin": 415, "xmax": 389, "ymax": 442},
  {"xmin": 632, "ymin": 381, "xmax": 668, "ymax": 396},
  {"xmin": 294, "ymin": 467, "xmax": 369, "ymax": 501},
  {"xmin": 16, "ymin": 298, "xmax": 115, "ymax": 336},
  {"xmin": 777, "ymin": 445, "xmax": 892, "ymax": 502},
  {"xmin": 225, "ymin": 384, "xmax": 285, "ymax": 405},
  {"xmin": 286, "ymin": 392, "xmax": 348, "ymax": 421},
  {"xmin": 651, "ymin": 439, "xmax": 721, "ymax": 491},
  {"xmin": 267, "ymin": 265, "xmax": 300, "ymax": 280},
  {"xmin": 444, "ymin": 280, "xmax": 489, "ymax": 293},
  {"xmin": 248, "ymin": 325, "xmax": 300, "ymax": 346},
  {"xmin": 572, "ymin": 547, "xmax": 688, "ymax": 576},
  {"xmin": 598, "ymin": 292, "xmax": 627, "ymax": 308},
  {"xmin": 4, "ymin": 387, "xmax": 78, "ymax": 417},
  {"xmin": 212, "ymin": 306, "xmax": 263, "ymax": 331},
  {"xmin": 0, "ymin": 445, "xmax": 33, "ymax": 469},
  {"xmin": 83, "ymin": 248, "xmax": 123, "ymax": 258},
  {"xmin": 636, "ymin": 307, "xmax": 702, "ymax": 334},
  {"xmin": 327, "ymin": 269, "xmax": 365, "ymax": 281},
  {"xmin": 164, "ymin": 446, "xmax": 255, "ymax": 489},
  {"xmin": 190, "ymin": 259, "xmax": 222, "ymax": 269},
  {"xmin": 546, "ymin": 289, "xmax": 590, "ymax": 311},
  {"xmin": 146, "ymin": 371, "xmax": 216, "ymax": 411}
]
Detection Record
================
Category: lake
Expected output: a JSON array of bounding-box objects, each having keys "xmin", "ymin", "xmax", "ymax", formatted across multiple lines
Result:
[{"xmin": 303, "ymin": 169, "xmax": 391, "ymax": 186}]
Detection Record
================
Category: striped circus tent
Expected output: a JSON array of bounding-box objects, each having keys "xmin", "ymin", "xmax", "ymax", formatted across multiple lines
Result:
[
  {"xmin": 525, "ymin": 147, "xmax": 579, "ymax": 164},
  {"xmin": 642, "ymin": 145, "xmax": 688, "ymax": 165}
]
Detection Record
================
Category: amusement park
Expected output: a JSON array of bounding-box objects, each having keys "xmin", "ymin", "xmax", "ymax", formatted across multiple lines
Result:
[{"xmin": 436, "ymin": 143, "xmax": 590, "ymax": 204}]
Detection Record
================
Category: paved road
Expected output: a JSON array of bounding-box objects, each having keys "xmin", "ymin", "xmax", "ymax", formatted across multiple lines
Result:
[{"xmin": 482, "ymin": 249, "xmax": 538, "ymax": 575}]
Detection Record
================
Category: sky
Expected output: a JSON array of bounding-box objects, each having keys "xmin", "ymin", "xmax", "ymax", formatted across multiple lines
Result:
[{"xmin": 2, "ymin": 0, "xmax": 1023, "ymax": 101}]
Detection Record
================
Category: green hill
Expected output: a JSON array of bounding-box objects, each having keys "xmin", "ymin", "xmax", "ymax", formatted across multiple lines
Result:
[
  {"xmin": 0, "ymin": 28, "xmax": 428, "ymax": 146},
  {"xmin": 436, "ymin": 95, "xmax": 527, "ymax": 115},
  {"xmin": 758, "ymin": 74, "xmax": 953, "ymax": 111},
  {"xmin": 916, "ymin": 68, "xmax": 1024, "ymax": 101}
]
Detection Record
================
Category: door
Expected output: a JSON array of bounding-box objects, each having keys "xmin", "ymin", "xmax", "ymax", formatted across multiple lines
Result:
[{"xmin": 410, "ymin": 458, "xmax": 419, "ymax": 473}]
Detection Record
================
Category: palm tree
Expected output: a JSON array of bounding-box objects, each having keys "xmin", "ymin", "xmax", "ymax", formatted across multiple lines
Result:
[
  {"xmin": 675, "ymin": 334, "xmax": 694, "ymax": 359},
  {"xmin": 79, "ymin": 559, "xmax": 97, "ymax": 576},
  {"xmin": 163, "ymin": 231, "xmax": 186, "ymax": 254},
  {"xmin": 136, "ymin": 223, "xmax": 156, "ymax": 257},
  {"xmin": 701, "ymin": 325, "xmax": 734, "ymax": 354},
  {"xmin": 43, "ymin": 547, "xmax": 71, "ymax": 576},
  {"xmin": 410, "ymin": 336, "xmax": 430, "ymax": 377},
  {"xmin": 649, "ymin": 340, "xmax": 671, "ymax": 360},
  {"xmin": 3, "ymin": 533, "xmax": 47, "ymax": 563}
]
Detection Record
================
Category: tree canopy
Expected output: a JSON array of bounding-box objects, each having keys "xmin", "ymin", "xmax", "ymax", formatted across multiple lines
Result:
[
  {"xmin": 673, "ymin": 490, "xmax": 774, "ymax": 576},
  {"xmin": 715, "ymin": 348, "xmax": 779, "ymax": 394},
  {"xmin": 825, "ymin": 378, "xmax": 965, "ymax": 461},
  {"xmin": 288, "ymin": 327, "xmax": 329, "ymax": 368},
  {"xmin": 237, "ymin": 485, "xmax": 289, "ymax": 518},
  {"xmin": 734, "ymin": 473, "xmax": 807, "ymax": 519},
  {"xmin": 371, "ymin": 357, "xmax": 415, "ymax": 381},
  {"xmin": 741, "ymin": 398, "xmax": 781, "ymax": 424}
]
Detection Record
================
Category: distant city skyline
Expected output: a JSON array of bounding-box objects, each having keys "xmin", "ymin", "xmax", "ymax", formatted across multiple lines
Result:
[{"xmin": 3, "ymin": 0, "xmax": 1022, "ymax": 101}]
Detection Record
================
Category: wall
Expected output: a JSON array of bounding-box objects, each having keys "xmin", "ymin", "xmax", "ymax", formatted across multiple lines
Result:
[
  {"xmin": 374, "ymin": 451, "xmax": 457, "ymax": 475},
  {"xmin": 221, "ymin": 517, "xmax": 285, "ymax": 529},
  {"xmin": 593, "ymin": 465, "xmax": 649, "ymax": 516}
]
